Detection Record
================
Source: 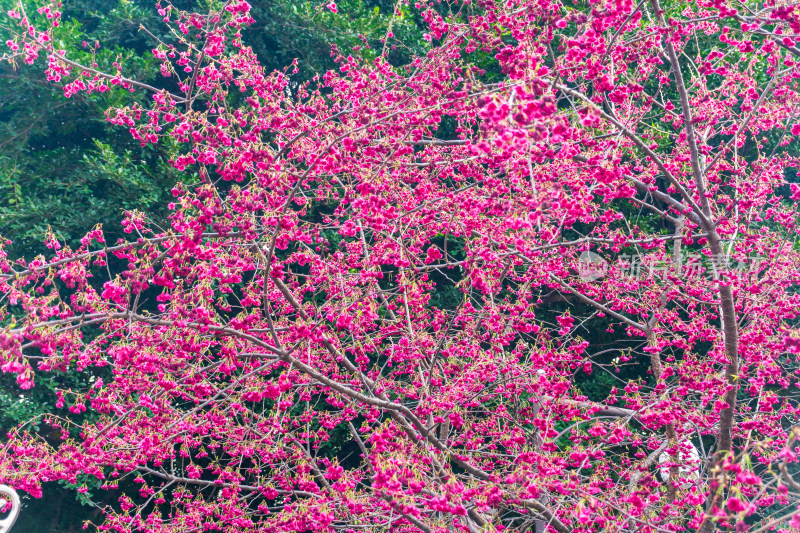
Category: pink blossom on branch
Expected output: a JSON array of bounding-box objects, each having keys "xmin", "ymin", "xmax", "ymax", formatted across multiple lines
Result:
[{"xmin": 1, "ymin": 0, "xmax": 800, "ymax": 532}]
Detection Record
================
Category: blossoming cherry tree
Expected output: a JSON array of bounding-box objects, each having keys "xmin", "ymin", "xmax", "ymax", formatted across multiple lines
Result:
[{"xmin": 2, "ymin": 0, "xmax": 800, "ymax": 532}]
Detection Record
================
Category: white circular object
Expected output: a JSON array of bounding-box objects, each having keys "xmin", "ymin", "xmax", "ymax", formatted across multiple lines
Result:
[
  {"xmin": 0, "ymin": 485, "xmax": 20, "ymax": 533},
  {"xmin": 659, "ymin": 440, "xmax": 701, "ymax": 485},
  {"xmin": 578, "ymin": 251, "xmax": 608, "ymax": 281}
]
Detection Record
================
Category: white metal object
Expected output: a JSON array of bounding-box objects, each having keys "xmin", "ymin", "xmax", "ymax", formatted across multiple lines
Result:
[
  {"xmin": 659, "ymin": 440, "xmax": 701, "ymax": 485},
  {"xmin": 0, "ymin": 485, "xmax": 20, "ymax": 533}
]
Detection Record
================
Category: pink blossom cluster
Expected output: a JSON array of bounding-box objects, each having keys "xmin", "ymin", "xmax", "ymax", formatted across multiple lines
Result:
[{"xmin": 2, "ymin": 0, "xmax": 800, "ymax": 532}]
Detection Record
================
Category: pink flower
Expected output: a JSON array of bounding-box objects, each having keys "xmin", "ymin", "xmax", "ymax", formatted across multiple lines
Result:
[{"xmin": 727, "ymin": 497, "xmax": 747, "ymax": 513}]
